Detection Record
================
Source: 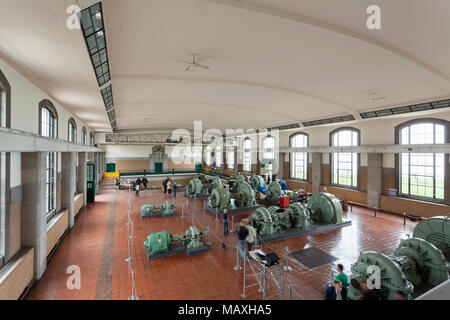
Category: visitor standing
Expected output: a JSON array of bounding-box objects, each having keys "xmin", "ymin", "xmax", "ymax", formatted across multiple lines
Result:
[
  {"xmin": 222, "ymin": 209, "xmax": 229, "ymax": 237},
  {"xmin": 237, "ymin": 222, "xmax": 249, "ymax": 259},
  {"xmin": 135, "ymin": 183, "xmax": 140, "ymax": 197},
  {"xmin": 173, "ymin": 182, "xmax": 177, "ymax": 198},
  {"xmin": 142, "ymin": 176, "xmax": 148, "ymax": 190},
  {"xmin": 245, "ymin": 224, "xmax": 257, "ymax": 251}
]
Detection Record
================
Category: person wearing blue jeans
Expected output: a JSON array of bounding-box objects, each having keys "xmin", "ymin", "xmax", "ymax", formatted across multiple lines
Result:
[
  {"xmin": 173, "ymin": 182, "xmax": 177, "ymax": 198},
  {"xmin": 222, "ymin": 209, "xmax": 229, "ymax": 237}
]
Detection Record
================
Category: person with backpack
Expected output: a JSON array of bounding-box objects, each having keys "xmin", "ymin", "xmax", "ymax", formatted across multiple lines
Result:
[{"xmin": 237, "ymin": 222, "xmax": 249, "ymax": 259}]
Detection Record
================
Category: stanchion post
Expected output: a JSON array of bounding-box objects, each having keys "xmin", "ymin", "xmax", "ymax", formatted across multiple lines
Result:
[
  {"xmin": 284, "ymin": 246, "xmax": 292, "ymax": 271},
  {"xmin": 204, "ymin": 200, "xmax": 206, "ymax": 214},
  {"xmin": 403, "ymin": 213, "xmax": 406, "ymax": 226},
  {"xmin": 234, "ymin": 245, "xmax": 242, "ymax": 271},
  {"xmin": 242, "ymin": 250, "xmax": 247, "ymax": 299},
  {"xmin": 288, "ymin": 284, "xmax": 292, "ymax": 300},
  {"xmin": 182, "ymin": 203, "xmax": 185, "ymax": 219},
  {"xmin": 215, "ymin": 207, "xmax": 219, "ymax": 222},
  {"xmin": 230, "ymin": 216, "xmax": 235, "ymax": 233}
]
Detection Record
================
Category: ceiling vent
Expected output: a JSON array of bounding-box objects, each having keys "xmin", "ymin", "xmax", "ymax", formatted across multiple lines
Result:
[
  {"xmin": 360, "ymin": 98, "xmax": 450, "ymax": 119},
  {"xmin": 302, "ymin": 115, "xmax": 355, "ymax": 127}
]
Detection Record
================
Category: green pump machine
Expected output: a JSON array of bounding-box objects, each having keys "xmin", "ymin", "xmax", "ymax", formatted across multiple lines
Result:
[{"xmin": 86, "ymin": 161, "xmax": 97, "ymax": 203}]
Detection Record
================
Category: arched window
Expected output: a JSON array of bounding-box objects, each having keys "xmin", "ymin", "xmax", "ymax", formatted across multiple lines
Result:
[
  {"xmin": 39, "ymin": 100, "xmax": 58, "ymax": 221},
  {"xmin": 290, "ymin": 133, "xmax": 308, "ymax": 181},
  {"xmin": 396, "ymin": 119, "xmax": 448, "ymax": 201},
  {"xmin": 227, "ymin": 148, "xmax": 235, "ymax": 170},
  {"xmin": 0, "ymin": 69, "xmax": 11, "ymax": 128},
  {"xmin": 205, "ymin": 145, "xmax": 212, "ymax": 166},
  {"xmin": 0, "ymin": 69, "xmax": 11, "ymax": 263},
  {"xmin": 82, "ymin": 127, "xmax": 87, "ymax": 145},
  {"xmin": 215, "ymin": 146, "xmax": 222, "ymax": 167},
  {"xmin": 39, "ymin": 100, "xmax": 58, "ymax": 138},
  {"xmin": 68, "ymin": 118, "xmax": 77, "ymax": 142},
  {"xmin": 330, "ymin": 127, "xmax": 360, "ymax": 188},
  {"xmin": 262, "ymin": 136, "xmax": 275, "ymax": 177},
  {"xmin": 243, "ymin": 139, "xmax": 252, "ymax": 172}
]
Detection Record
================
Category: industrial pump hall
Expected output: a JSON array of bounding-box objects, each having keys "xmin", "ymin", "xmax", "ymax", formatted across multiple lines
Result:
[{"xmin": 0, "ymin": 0, "xmax": 449, "ymax": 303}]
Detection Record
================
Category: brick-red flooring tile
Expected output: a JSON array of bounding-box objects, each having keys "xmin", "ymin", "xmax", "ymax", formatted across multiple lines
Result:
[{"xmin": 27, "ymin": 180, "xmax": 417, "ymax": 300}]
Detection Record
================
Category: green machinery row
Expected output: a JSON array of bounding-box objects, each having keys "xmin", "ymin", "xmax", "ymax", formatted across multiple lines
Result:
[
  {"xmin": 144, "ymin": 226, "xmax": 209, "ymax": 259},
  {"xmin": 244, "ymin": 192, "xmax": 344, "ymax": 236},
  {"xmin": 347, "ymin": 215, "xmax": 450, "ymax": 300},
  {"xmin": 140, "ymin": 200, "xmax": 176, "ymax": 218},
  {"xmin": 185, "ymin": 174, "xmax": 307, "ymax": 207},
  {"xmin": 207, "ymin": 175, "xmax": 257, "ymax": 210}
]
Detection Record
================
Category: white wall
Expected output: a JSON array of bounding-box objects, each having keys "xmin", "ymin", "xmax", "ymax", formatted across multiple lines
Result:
[
  {"xmin": 0, "ymin": 58, "xmax": 93, "ymax": 141},
  {"xmin": 0, "ymin": 57, "xmax": 94, "ymax": 186}
]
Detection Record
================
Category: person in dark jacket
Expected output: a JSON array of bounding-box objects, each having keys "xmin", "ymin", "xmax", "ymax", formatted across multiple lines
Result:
[
  {"xmin": 325, "ymin": 280, "xmax": 347, "ymax": 300},
  {"xmin": 237, "ymin": 222, "xmax": 249, "ymax": 259},
  {"xmin": 173, "ymin": 182, "xmax": 177, "ymax": 198},
  {"xmin": 162, "ymin": 178, "xmax": 168, "ymax": 193},
  {"xmin": 142, "ymin": 176, "xmax": 148, "ymax": 190},
  {"xmin": 136, "ymin": 177, "xmax": 142, "ymax": 190},
  {"xmin": 222, "ymin": 209, "xmax": 229, "ymax": 237}
]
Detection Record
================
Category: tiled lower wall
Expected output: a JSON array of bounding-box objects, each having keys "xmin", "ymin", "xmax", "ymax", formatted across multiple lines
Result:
[
  {"xmin": 46, "ymin": 209, "xmax": 69, "ymax": 257},
  {"xmin": 0, "ymin": 248, "xmax": 34, "ymax": 300},
  {"xmin": 74, "ymin": 193, "xmax": 84, "ymax": 217}
]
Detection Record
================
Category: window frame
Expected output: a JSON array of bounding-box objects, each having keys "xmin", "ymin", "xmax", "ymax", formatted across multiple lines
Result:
[
  {"xmin": 289, "ymin": 132, "xmax": 309, "ymax": 182},
  {"xmin": 329, "ymin": 127, "xmax": 361, "ymax": 190},
  {"xmin": 38, "ymin": 100, "xmax": 58, "ymax": 139},
  {"xmin": 243, "ymin": 138, "xmax": 252, "ymax": 172},
  {"xmin": 215, "ymin": 146, "xmax": 222, "ymax": 168},
  {"xmin": 82, "ymin": 127, "xmax": 87, "ymax": 145},
  {"xmin": 0, "ymin": 69, "xmax": 11, "ymax": 266},
  {"xmin": 395, "ymin": 118, "xmax": 449, "ymax": 204},
  {"xmin": 68, "ymin": 117, "xmax": 77, "ymax": 143},
  {"xmin": 227, "ymin": 148, "xmax": 235, "ymax": 170},
  {"xmin": 38, "ymin": 100, "xmax": 58, "ymax": 222}
]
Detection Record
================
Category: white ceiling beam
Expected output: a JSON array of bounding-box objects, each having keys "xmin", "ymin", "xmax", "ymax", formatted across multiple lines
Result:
[{"xmin": 0, "ymin": 128, "xmax": 102, "ymax": 152}]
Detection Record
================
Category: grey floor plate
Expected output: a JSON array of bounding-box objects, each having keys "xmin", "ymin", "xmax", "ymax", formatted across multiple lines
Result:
[{"xmin": 290, "ymin": 247, "xmax": 338, "ymax": 269}]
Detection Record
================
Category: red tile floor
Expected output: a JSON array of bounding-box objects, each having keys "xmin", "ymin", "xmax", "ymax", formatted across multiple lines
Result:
[{"xmin": 27, "ymin": 179, "xmax": 418, "ymax": 300}]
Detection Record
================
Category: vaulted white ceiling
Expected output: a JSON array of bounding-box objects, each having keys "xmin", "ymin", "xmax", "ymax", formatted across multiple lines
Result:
[{"xmin": 1, "ymin": 0, "xmax": 449, "ymax": 132}]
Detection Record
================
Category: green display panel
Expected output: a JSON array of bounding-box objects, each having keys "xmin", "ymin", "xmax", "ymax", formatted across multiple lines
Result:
[{"xmin": 106, "ymin": 163, "xmax": 116, "ymax": 172}]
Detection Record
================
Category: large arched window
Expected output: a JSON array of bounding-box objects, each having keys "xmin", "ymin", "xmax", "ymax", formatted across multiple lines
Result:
[
  {"xmin": 227, "ymin": 148, "xmax": 235, "ymax": 170},
  {"xmin": 262, "ymin": 136, "xmax": 275, "ymax": 177},
  {"xmin": 82, "ymin": 127, "xmax": 87, "ymax": 145},
  {"xmin": 68, "ymin": 118, "xmax": 77, "ymax": 142},
  {"xmin": 215, "ymin": 146, "xmax": 222, "ymax": 167},
  {"xmin": 290, "ymin": 133, "xmax": 308, "ymax": 181},
  {"xmin": 243, "ymin": 139, "xmax": 252, "ymax": 172},
  {"xmin": 0, "ymin": 69, "xmax": 11, "ymax": 263},
  {"xmin": 39, "ymin": 100, "xmax": 58, "ymax": 221},
  {"xmin": 39, "ymin": 100, "xmax": 58, "ymax": 138},
  {"xmin": 205, "ymin": 145, "xmax": 212, "ymax": 166},
  {"xmin": 330, "ymin": 128, "xmax": 360, "ymax": 188},
  {"xmin": 396, "ymin": 119, "xmax": 448, "ymax": 201}
]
